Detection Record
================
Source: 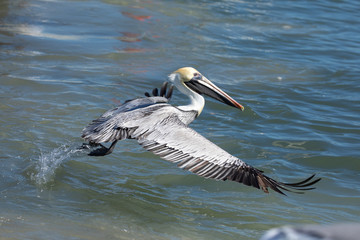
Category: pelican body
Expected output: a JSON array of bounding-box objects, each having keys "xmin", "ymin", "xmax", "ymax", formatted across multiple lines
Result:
[{"xmin": 82, "ymin": 67, "xmax": 320, "ymax": 195}]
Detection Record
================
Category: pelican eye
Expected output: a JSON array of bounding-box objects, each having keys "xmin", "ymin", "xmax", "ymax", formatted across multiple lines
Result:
[{"xmin": 192, "ymin": 72, "xmax": 202, "ymax": 81}]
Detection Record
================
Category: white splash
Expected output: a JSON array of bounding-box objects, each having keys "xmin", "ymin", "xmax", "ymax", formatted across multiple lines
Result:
[{"xmin": 31, "ymin": 144, "xmax": 84, "ymax": 186}]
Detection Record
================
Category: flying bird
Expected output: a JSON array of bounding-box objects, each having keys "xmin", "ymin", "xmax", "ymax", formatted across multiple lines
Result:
[{"xmin": 82, "ymin": 67, "xmax": 320, "ymax": 195}]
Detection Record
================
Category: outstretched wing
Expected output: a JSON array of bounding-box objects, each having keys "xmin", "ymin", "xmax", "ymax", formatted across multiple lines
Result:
[
  {"xmin": 82, "ymin": 82, "xmax": 175, "ymax": 143},
  {"xmin": 82, "ymin": 97, "xmax": 170, "ymax": 143},
  {"xmin": 82, "ymin": 81, "xmax": 320, "ymax": 194},
  {"xmin": 137, "ymin": 115, "xmax": 320, "ymax": 195}
]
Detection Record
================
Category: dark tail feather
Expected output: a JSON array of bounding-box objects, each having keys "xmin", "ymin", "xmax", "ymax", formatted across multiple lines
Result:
[
  {"xmin": 152, "ymin": 88, "xmax": 158, "ymax": 96},
  {"xmin": 166, "ymin": 85, "xmax": 174, "ymax": 99},
  {"xmin": 264, "ymin": 174, "xmax": 321, "ymax": 195},
  {"xmin": 283, "ymin": 174, "xmax": 321, "ymax": 187},
  {"xmin": 159, "ymin": 82, "xmax": 168, "ymax": 97},
  {"xmin": 227, "ymin": 165, "xmax": 321, "ymax": 195},
  {"xmin": 144, "ymin": 82, "xmax": 174, "ymax": 100}
]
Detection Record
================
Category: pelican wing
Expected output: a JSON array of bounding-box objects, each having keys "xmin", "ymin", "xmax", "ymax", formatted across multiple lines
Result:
[
  {"xmin": 82, "ymin": 97, "xmax": 320, "ymax": 194},
  {"xmin": 82, "ymin": 96, "xmax": 170, "ymax": 143},
  {"xmin": 101, "ymin": 96, "xmax": 169, "ymax": 118},
  {"xmin": 83, "ymin": 81, "xmax": 174, "ymax": 143},
  {"xmin": 136, "ymin": 115, "xmax": 320, "ymax": 195}
]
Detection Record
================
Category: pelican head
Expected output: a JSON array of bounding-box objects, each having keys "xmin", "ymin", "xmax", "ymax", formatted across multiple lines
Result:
[{"xmin": 168, "ymin": 67, "xmax": 244, "ymax": 115}]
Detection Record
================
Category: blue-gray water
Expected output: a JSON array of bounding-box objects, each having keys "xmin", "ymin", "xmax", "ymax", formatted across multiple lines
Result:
[{"xmin": 1, "ymin": 0, "xmax": 359, "ymax": 239}]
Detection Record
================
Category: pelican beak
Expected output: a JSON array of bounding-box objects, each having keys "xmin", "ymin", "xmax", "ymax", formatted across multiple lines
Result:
[{"xmin": 185, "ymin": 76, "xmax": 245, "ymax": 111}]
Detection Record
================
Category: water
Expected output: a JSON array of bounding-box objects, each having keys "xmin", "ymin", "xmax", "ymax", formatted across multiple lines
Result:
[{"xmin": 1, "ymin": 0, "xmax": 359, "ymax": 239}]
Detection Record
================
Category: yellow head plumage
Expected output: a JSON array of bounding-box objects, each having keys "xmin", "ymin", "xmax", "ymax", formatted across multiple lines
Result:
[{"xmin": 173, "ymin": 67, "xmax": 201, "ymax": 82}]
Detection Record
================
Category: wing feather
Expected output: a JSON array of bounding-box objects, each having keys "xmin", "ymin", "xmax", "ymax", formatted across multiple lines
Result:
[
  {"xmin": 82, "ymin": 96, "xmax": 169, "ymax": 143},
  {"xmin": 137, "ymin": 115, "xmax": 320, "ymax": 194},
  {"xmin": 83, "ymin": 97, "xmax": 320, "ymax": 194}
]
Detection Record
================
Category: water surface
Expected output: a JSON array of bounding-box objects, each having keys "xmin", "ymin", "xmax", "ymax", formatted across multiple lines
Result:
[{"xmin": 1, "ymin": 0, "xmax": 359, "ymax": 239}]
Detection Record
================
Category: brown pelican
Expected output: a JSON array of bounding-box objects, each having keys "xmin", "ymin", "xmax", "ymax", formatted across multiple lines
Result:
[{"xmin": 82, "ymin": 67, "xmax": 320, "ymax": 195}]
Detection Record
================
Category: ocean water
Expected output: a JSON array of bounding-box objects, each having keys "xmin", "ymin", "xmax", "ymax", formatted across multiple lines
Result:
[{"xmin": 0, "ymin": 0, "xmax": 359, "ymax": 239}]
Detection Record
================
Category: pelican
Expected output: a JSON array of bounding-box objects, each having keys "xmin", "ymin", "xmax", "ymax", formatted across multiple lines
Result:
[{"xmin": 82, "ymin": 67, "xmax": 320, "ymax": 195}]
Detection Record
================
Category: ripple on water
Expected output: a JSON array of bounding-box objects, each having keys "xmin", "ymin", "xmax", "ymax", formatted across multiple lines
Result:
[{"xmin": 1, "ymin": 0, "xmax": 360, "ymax": 239}]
